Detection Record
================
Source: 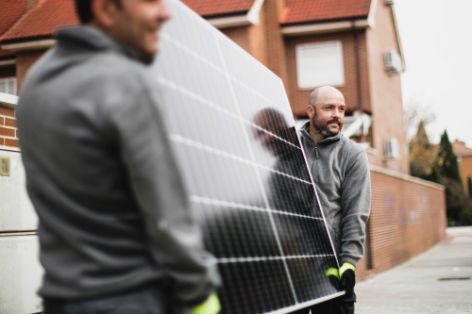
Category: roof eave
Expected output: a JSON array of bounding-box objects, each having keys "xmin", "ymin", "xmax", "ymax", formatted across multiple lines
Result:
[
  {"xmin": 367, "ymin": 0, "xmax": 377, "ymax": 28},
  {"xmin": 1, "ymin": 37, "xmax": 55, "ymax": 51},
  {"xmin": 281, "ymin": 17, "xmax": 370, "ymax": 36},
  {"xmin": 207, "ymin": 14, "xmax": 252, "ymax": 29},
  {"xmin": 206, "ymin": 0, "xmax": 265, "ymax": 29}
]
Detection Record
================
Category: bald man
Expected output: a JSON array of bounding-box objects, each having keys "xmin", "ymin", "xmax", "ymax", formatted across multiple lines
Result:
[{"xmin": 300, "ymin": 86, "xmax": 371, "ymax": 314}]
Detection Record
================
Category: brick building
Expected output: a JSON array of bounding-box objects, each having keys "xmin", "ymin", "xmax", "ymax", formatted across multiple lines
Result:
[
  {"xmin": 0, "ymin": 0, "xmax": 410, "ymax": 173},
  {"xmin": 181, "ymin": 0, "xmax": 409, "ymax": 174},
  {"xmin": 452, "ymin": 139, "xmax": 472, "ymax": 194},
  {"xmin": 0, "ymin": 1, "xmax": 447, "ymax": 311}
]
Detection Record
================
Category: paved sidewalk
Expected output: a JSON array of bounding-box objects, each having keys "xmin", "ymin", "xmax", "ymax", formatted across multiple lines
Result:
[{"xmin": 356, "ymin": 227, "xmax": 472, "ymax": 314}]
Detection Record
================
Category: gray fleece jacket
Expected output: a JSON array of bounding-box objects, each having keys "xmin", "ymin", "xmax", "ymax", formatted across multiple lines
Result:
[
  {"xmin": 300, "ymin": 122, "xmax": 371, "ymax": 266},
  {"xmin": 17, "ymin": 26, "xmax": 219, "ymax": 305}
]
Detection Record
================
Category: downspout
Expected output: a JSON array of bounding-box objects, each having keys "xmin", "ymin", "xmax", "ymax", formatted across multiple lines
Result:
[{"xmin": 352, "ymin": 19, "xmax": 363, "ymax": 112}]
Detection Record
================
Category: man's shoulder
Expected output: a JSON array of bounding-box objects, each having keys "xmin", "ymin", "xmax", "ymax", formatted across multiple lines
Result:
[
  {"xmin": 72, "ymin": 52, "xmax": 157, "ymax": 107},
  {"xmin": 89, "ymin": 52, "xmax": 150, "ymax": 85},
  {"xmin": 338, "ymin": 136, "xmax": 366, "ymax": 158}
]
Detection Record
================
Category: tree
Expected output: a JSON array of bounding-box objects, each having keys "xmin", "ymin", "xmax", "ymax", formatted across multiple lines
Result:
[
  {"xmin": 404, "ymin": 99, "xmax": 436, "ymax": 141},
  {"xmin": 409, "ymin": 120, "xmax": 437, "ymax": 181},
  {"xmin": 434, "ymin": 131, "xmax": 462, "ymax": 181},
  {"xmin": 433, "ymin": 131, "xmax": 469, "ymax": 225}
]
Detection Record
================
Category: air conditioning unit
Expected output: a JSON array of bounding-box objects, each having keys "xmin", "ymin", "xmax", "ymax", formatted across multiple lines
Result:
[
  {"xmin": 383, "ymin": 138, "xmax": 400, "ymax": 160},
  {"xmin": 384, "ymin": 0, "xmax": 394, "ymax": 5},
  {"xmin": 384, "ymin": 49, "xmax": 402, "ymax": 73}
]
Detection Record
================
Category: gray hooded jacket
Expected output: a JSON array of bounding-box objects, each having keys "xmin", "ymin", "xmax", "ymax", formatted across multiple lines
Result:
[
  {"xmin": 300, "ymin": 122, "xmax": 371, "ymax": 265},
  {"xmin": 17, "ymin": 26, "xmax": 219, "ymax": 305}
]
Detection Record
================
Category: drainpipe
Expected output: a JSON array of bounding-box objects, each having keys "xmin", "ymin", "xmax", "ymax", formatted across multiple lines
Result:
[{"xmin": 352, "ymin": 20, "xmax": 363, "ymax": 112}]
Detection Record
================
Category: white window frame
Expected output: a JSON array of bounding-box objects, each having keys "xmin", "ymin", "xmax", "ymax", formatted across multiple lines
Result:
[
  {"xmin": 295, "ymin": 40, "xmax": 345, "ymax": 89},
  {"xmin": 0, "ymin": 77, "xmax": 17, "ymax": 95}
]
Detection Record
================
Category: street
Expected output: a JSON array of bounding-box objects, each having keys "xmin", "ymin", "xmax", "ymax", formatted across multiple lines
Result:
[{"xmin": 356, "ymin": 227, "xmax": 472, "ymax": 314}]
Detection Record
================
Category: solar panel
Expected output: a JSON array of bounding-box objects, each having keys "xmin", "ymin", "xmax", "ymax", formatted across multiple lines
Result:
[{"xmin": 153, "ymin": 1, "xmax": 343, "ymax": 312}]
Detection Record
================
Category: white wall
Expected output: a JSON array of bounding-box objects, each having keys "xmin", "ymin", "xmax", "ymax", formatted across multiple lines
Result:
[{"xmin": 0, "ymin": 148, "xmax": 43, "ymax": 314}]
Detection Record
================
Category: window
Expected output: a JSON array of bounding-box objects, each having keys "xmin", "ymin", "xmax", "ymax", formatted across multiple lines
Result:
[
  {"xmin": 295, "ymin": 41, "xmax": 345, "ymax": 89},
  {"xmin": 0, "ymin": 77, "xmax": 17, "ymax": 95}
]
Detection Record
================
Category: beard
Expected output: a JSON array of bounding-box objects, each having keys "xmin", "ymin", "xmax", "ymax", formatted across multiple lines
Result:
[{"xmin": 311, "ymin": 112, "xmax": 343, "ymax": 138}]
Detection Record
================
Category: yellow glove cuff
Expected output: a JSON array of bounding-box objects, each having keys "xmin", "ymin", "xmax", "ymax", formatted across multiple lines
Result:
[
  {"xmin": 191, "ymin": 292, "xmax": 221, "ymax": 314},
  {"xmin": 339, "ymin": 262, "xmax": 356, "ymax": 277},
  {"xmin": 325, "ymin": 267, "xmax": 340, "ymax": 279}
]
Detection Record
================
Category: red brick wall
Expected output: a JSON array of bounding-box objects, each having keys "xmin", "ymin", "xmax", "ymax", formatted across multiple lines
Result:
[
  {"xmin": 356, "ymin": 167, "xmax": 447, "ymax": 279},
  {"xmin": 262, "ymin": 0, "xmax": 288, "ymax": 87},
  {"xmin": 0, "ymin": 105, "xmax": 18, "ymax": 148},
  {"xmin": 248, "ymin": 17, "xmax": 268, "ymax": 66},
  {"xmin": 0, "ymin": 64, "xmax": 18, "ymax": 149},
  {"xmin": 221, "ymin": 26, "xmax": 252, "ymax": 56},
  {"xmin": 284, "ymin": 31, "xmax": 371, "ymax": 117},
  {"xmin": 0, "ymin": 66, "xmax": 18, "ymax": 148},
  {"xmin": 221, "ymin": 23, "xmax": 268, "ymax": 68},
  {"xmin": 16, "ymin": 49, "xmax": 44, "ymax": 92},
  {"xmin": 459, "ymin": 155, "xmax": 472, "ymax": 194},
  {"xmin": 221, "ymin": 0, "xmax": 288, "ymax": 87},
  {"xmin": 0, "ymin": 49, "xmax": 45, "ymax": 150},
  {"xmin": 366, "ymin": 3, "xmax": 408, "ymax": 173}
]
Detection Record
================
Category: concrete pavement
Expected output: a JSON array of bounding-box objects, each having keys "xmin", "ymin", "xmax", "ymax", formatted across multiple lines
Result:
[{"xmin": 356, "ymin": 226, "xmax": 472, "ymax": 314}]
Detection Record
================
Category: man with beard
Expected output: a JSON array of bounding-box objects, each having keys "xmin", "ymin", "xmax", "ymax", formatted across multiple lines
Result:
[
  {"xmin": 299, "ymin": 86, "xmax": 371, "ymax": 314},
  {"xmin": 17, "ymin": 0, "xmax": 220, "ymax": 313}
]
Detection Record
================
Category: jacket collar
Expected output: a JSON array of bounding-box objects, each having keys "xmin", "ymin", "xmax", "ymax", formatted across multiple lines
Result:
[
  {"xmin": 54, "ymin": 26, "xmax": 149, "ymax": 64},
  {"xmin": 301, "ymin": 121, "xmax": 341, "ymax": 147}
]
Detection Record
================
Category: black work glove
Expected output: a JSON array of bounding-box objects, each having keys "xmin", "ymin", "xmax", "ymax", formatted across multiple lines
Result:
[
  {"xmin": 339, "ymin": 262, "xmax": 356, "ymax": 296},
  {"xmin": 325, "ymin": 266, "xmax": 340, "ymax": 289}
]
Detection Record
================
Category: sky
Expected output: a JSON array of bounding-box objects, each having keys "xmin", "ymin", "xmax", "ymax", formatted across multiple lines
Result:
[{"xmin": 394, "ymin": 0, "xmax": 472, "ymax": 147}]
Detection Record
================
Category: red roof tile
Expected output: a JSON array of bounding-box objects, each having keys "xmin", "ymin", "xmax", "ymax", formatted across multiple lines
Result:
[
  {"xmin": 0, "ymin": 0, "xmax": 27, "ymax": 35},
  {"xmin": 182, "ymin": 0, "xmax": 253, "ymax": 17},
  {"xmin": 0, "ymin": 0, "xmax": 374, "ymax": 44},
  {"xmin": 282, "ymin": 0, "xmax": 372, "ymax": 25},
  {"xmin": 0, "ymin": 0, "xmax": 27, "ymax": 57},
  {"xmin": 1, "ymin": 0, "xmax": 78, "ymax": 43}
]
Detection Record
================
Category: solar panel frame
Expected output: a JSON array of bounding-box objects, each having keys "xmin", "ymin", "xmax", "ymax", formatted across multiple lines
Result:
[{"xmin": 153, "ymin": 1, "xmax": 344, "ymax": 312}]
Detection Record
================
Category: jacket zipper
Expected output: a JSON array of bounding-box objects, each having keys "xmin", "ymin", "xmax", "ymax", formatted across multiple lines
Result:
[{"xmin": 313, "ymin": 146, "xmax": 320, "ymax": 159}]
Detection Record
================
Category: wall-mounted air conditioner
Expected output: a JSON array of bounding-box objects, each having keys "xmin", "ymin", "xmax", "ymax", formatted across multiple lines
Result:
[
  {"xmin": 384, "ymin": 138, "xmax": 400, "ymax": 160},
  {"xmin": 384, "ymin": 49, "xmax": 402, "ymax": 74}
]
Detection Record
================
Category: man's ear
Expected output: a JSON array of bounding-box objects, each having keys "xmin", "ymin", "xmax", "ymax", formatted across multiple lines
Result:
[
  {"xmin": 306, "ymin": 104, "xmax": 314, "ymax": 119},
  {"xmin": 91, "ymin": 0, "xmax": 119, "ymax": 28}
]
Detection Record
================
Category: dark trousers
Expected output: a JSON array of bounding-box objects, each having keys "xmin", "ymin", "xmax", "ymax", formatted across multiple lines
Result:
[
  {"xmin": 43, "ymin": 285, "xmax": 189, "ymax": 314},
  {"xmin": 292, "ymin": 292, "xmax": 356, "ymax": 314}
]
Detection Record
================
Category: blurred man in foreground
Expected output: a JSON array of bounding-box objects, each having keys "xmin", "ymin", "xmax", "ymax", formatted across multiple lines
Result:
[
  {"xmin": 298, "ymin": 86, "xmax": 371, "ymax": 314},
  {"xmin": 17, "ymin": 0, "xmax": 220, "ymax": 313}
]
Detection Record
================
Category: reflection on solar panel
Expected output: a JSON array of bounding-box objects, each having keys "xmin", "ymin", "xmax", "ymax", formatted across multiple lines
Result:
[{"xmin": 153, "ymin": 1, "xmax": 343, "ymax": 313}]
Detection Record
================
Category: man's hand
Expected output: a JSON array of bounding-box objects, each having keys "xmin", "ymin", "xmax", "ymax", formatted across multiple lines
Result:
[
  {"xmin": 325, "ymin": 266, "xmax": 340, "ymax": 289},
  {"xmin": 191, "ymin": 292, "xmax": 221, "ymax": 314},
  {"xmin": 339, "ymin": 262, "xmax": 356, "ymax": 296},
  {"xmin": 324, "ymin": 263, "xmax": 356, "ymax": 295}
]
